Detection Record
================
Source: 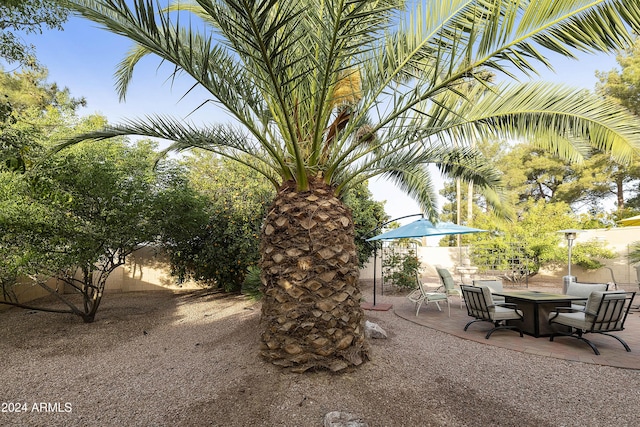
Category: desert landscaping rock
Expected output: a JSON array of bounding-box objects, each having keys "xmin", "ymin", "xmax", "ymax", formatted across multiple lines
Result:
[
  {"xmin": 364, "ymin": 320, "xmax": 387, "ymax": 339},
  {"xmin": 323, "ymin": 411, "xmax": 368, "ymax": 427}
]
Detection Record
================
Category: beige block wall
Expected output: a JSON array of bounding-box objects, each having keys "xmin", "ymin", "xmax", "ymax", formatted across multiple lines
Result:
[
  {"xmin": 0, "ymin": 276, "xmax": 66, "ymax": 311},
  {"xmin": 3, "ymin": 277, "xmax": 52, "ymax": 302},
  {"xmin": 105, "ymin": 246, "xmax": 198, "ymax": 293},
  {"xmin": 359, "ymin": 246, "xmax": 461, "ymax": 281},
  {"xmin": 1, "ymin": 246, "xmax": 199, "ymax": 310},
  {"xmin": 535, "ymin": 227, "xmax": 640, "ymax": 289},
  {"xmin": 6, "ymin": 227, "xmax": 640, "ymax": 310}
]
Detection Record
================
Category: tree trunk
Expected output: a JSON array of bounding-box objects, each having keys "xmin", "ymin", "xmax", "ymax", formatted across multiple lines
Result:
[
  {"xmin": 259, "ymin": 179, "xmax": 369, "ymax": 372},
  {"xmin": 616, "ymin": 175, "xmax": 625, "ymax": 209},
  {"xmin": 467, "ymin": 181, "xmax": 473, "ymax": 225},
  {"xmin": 456, "ymin": 178, "xmax": 461, "ymax": 255}
]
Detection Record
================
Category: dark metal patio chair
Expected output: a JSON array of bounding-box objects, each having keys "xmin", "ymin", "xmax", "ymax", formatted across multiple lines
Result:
[
  {"xmin": 549, "ymin": 291, "xmax": 636, "ymax": 355},
  {"xmin": 460, "ymin": 285, "xmax": 524, "ymax": 339}
]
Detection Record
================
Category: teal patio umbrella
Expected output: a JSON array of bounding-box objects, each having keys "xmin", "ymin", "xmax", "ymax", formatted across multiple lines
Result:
[
  {"xmin": 367, "ymin": 218, "xmax": 486, "ymax": 241},
  {"xmin": 364, "ymin": 218, "xmax": 486, "ymax": 308}
]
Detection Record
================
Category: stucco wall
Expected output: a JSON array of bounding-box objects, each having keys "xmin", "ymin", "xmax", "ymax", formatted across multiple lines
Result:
[
  {"xmin": 107, "ymin": 246, "xmax": 198, "ymax": 292},
  {"xmin": 536, "ymin": 226, "xmax": 640, "ymax": 289},
  {"xmin": 1, "ymin": 246, "xmax": 199, "ymax": 311}
]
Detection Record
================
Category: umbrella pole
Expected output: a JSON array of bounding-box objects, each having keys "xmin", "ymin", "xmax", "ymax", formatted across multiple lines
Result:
[{"xmin": 373, "ymin": 245, "xmax": 377, "ymax": 306}]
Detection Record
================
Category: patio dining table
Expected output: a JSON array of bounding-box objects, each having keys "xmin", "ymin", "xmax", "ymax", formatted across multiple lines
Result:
[{"xmin": 492, "ymin": 290, "xmax": 587, "ymax": 338}]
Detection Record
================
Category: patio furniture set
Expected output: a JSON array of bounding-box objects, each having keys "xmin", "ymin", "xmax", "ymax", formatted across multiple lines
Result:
[{"xmin": 408, "ymin": 270, "xmax": 637, "ymax": 355}]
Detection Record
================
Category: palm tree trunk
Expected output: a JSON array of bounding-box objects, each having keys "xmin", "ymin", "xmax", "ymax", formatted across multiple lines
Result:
[{"xmin": 259, "ymin": 179, "xmax": 369, "ymax": 372}]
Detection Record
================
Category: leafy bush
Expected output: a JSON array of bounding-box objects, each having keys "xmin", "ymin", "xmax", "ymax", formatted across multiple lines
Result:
[
  {"xmin": 342, "ymin": 182, "xmax": 388, "ymax": 266},
  {"xmin": 382, "ymin": 248, "xmax": 421, "ymax": 291},
  {"xmin": 571, "ymin": 240, "xmax": 616, "ymax": 270},
  {"xmin": 629, "ymin": 241, "xmax": 640, "ymax": 265},
  {"xmin": 162, "ymin": 154, "xmax": 273, "ymax": 292}
]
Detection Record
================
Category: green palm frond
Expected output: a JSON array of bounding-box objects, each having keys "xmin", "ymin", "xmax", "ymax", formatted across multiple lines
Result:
[
  {"xmin": 114, "ymin": 44, "xmax": 149, "ymax": 101},
  {"xmin": 53, "ymin": 115, "xmax": 284, "ymax": 185},
  {"xmin": 417, "ymin": 82, "xmax": 640, "ymax": 164},
  {"xmin": 109, "ymin": 4, "xmax": 273, "ymax": 128},
  {"xmin": 526, "ymin": 0, "xmax": 640, "ymax": 56},
  {"xmin": 476, "ymin": 185, "xmax": 515, "ymax": 220},
  {"xmin": 382, "ymin": 164, "xmax": 439, "ymax": 220},
  {"xmin": 62, "ymin": 0, "xmax": 640, "ymax": 217},
  {"xmin": 336, "ymin": 142, "xmax": 504, "ymax": 218},
  {"xmin": 361, "ymin": 0, "xmax": 640, "ymax": 131}
]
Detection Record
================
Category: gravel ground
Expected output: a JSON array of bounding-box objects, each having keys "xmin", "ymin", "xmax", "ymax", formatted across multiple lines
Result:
[{"xmin": 1, "ymin": 287, "xmax": 639, "ymax": 427}]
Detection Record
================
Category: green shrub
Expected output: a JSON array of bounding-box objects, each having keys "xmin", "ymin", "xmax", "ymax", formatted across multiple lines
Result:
[
  {"xmin": 241, "ymin": 265, "xmax": 263, "ymax": 300},
  {"xmin": 383, "ymin": 248, "xmax": 421, "ymax": 291}
]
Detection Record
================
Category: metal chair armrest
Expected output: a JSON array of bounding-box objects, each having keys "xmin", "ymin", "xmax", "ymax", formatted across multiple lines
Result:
[
  {"xmin": 420, "ymin": 283, "xmax": 443, "ymax": 291},
  {"xmin": 495, "ymin": 302, "xmax": 518, "ymax": 309},
  {"xmin": 548, "ymin": 307, "xmax": 581, "ymax": 323}
]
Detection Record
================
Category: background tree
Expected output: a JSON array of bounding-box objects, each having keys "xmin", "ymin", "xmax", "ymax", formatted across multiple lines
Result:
[
  {"xmin": 440, "ymin": 138, "xmax": 635, "ymax": 249},
  {"xmin": 568, "ymin": 152, "xmax": 640, "ymax": 212},
  {"xmin": 496, "ymin": 143, "xmax": 640, "ymax": 214},
  {"xmin": 500, "ymin": 144, "xmax": 575, "ymax": 204},
  {"xmin": 0, "ymin": 66, "xmax": 194, "ymax": 322},
  {"xmin": 0, "ymin": 138, "xmax": 193, "ymax": 322},
  {"xmin": 0, "ymin": 66, "xmax": 86, "ymax": 171},
  {"xmin": 0, "ymin": 0, "xmax": 69, "ymax": 65},
  {"xmin": 439, "ymin": 138, "xmax": 621, "ymax": 275},
  {"xmin": 468, "ymin": 200, "xmax": 615, "ymax": 281},
  {"xmin": 455, "ymin": 137, "xmax": 640, "ymax": 219},
  {"xmin": 63, "ymin": 0, "xmax": 640, "ymax": 372},
  {"xmin": 597, "ymin": 36, "xmax": 640, "ymax": 117},
  {"xmin": 596, "ymin": 36, "xmax": 640, "ymax": 215}
]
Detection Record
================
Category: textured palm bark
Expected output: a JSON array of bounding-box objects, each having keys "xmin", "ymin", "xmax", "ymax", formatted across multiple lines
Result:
[{"xmin": 259, "ymin": 179, "xmax": 369, "ymax": 372}]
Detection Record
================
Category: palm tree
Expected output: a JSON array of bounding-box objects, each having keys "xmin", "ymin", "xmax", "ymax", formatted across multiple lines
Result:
[{"xmin": 61, "ymin": 0, "xmax": 640, "ymax": 372}]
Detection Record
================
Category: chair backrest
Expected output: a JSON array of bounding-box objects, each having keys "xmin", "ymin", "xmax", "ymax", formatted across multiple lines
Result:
[
  {"xmin": 584, "ymin": 291, "xmax": 635, "ymax": 332},
  {"xmin": 461, "ymin": 285, "xmax": 492, "ymax": 320},
  {"xmin": 436, "ymin": 267, "xmax": 456, "ymax": 292},
  {"xmin": 472, "ymin": 279, "xmax": 503, "ymax": 293},
  {"xmin": 566, "ymin": 282, "xmax": 608, "ymax": 298},
  {"xmin": 566, "ymin": 282, "xmax": 609, "ymax": 307},
  {"xmin": 414, "ymin": 272, "xmax": 424, "ymax": 295},
  {"xmin": 414, "ymin": 272, "xmax": 434, "ymax": 298}
]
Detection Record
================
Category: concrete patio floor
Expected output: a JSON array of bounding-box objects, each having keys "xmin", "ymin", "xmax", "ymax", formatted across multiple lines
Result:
[{"xmin": 363, "ymin": 282, "xmax": 640, "ymax": 370}]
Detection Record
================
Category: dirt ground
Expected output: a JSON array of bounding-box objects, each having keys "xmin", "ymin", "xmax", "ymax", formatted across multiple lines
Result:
[{"xmin": 1, "ymin": 284, "xmax": 639, "ymax": 427}]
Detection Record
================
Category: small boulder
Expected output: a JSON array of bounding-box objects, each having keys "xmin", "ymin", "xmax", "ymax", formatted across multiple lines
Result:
[
  {"xmin": 324, "ymin": 411, "xmax": 368, "ymax": 427},
  {"xmin": 364, "ymin": 320, "xmax": 387, "ymax": 339}
]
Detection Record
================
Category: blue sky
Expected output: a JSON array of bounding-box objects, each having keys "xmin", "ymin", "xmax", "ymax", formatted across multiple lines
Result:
[{"xmin": 12, "ymin": 14, "xmax": 622, "ymax": 225}]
